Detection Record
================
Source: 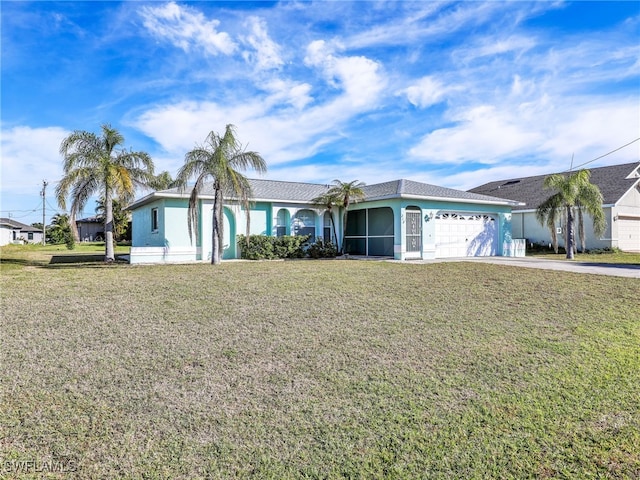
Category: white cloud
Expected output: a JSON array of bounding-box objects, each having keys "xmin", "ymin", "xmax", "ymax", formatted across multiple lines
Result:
[
  {"xmin": 304, "ymin": 40, "xmax": 387, "ymax": 108},
  {"xmin": 409, "ymin": 104, "xmax": 543, "ymax": 164},
  {"xmin": 402, "ymin": 76, "xmax": 449, "ymax": 108},
  {"xmin": 139, "ymin": 2, "xmax": 236, "ymax": 56},
  {"xmin": 133, "ymin": 40, "xmax": 388, "ymax": 170},
  {"xmin": 261, "ymin": 79, "xmax": 313, "ymax": 110},
  {"xmin": 408, "ymin": 96, "xmax": 640, "ymax": 169},
  {"xmin": 0, "ymin": 125, "xmax": 68, "ymax": 195},
  {"xmin": 240, "ymin": 16, "xmax": 283, "ymax": 71}
]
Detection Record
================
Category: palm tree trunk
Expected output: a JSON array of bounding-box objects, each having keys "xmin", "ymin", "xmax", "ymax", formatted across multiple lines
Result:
[
  {"xmin": 104, "ymin": 189, "xmax": 115, "ymax": 262},
  {"xmin": 329, "ymin": 209, "xmax": 339, "ymax": 247},
  {"xmin": 211, "ymin": 188, "xmax": 223, "ymax": 265},
  {"xmin": 70, "ymin": 210, "xmax": 80, "ymax": 242},
  {"xmin": 577, "ymin": 206, "xmax": 586, "ymax": 253},
  {"xmin": 341, "ymin": 210, "xmax": 348, "ymax": 255},
  {"xmin": 566, "ymin": 205, "xmax": 575, "ymax": 259}
]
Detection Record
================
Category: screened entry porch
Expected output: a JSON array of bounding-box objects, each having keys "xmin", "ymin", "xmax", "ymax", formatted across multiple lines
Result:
[{"xmin": 344, "ymin": 207, "xmax": 395, "ymax": 257}]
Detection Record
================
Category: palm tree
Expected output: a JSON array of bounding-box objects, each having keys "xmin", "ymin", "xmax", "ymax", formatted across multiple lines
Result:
[
  {"xmin": 149, "ymin": 171, "xmax": 180, "ymax": 191},
  {"xmin": 96, "ymin": 198, "xmax": 129, "ymax": 242},
  {"xmin": 56, "ymin": 124, "xmax": 154, "ymax": 262},
  {"xmin": 311, "ymin": 191, "xmax": 340, "ymax": 247},
  {"xmin": 535, "ymin": 169, "xmax": 605, "ymax": 259},
  {"xmin": 175, "ymin": 125, "xmax": 267, "ymax": 265},
  {"xmin": 325, "ymin": 179, "xmax": 366, "ymax": 254},
  {"xmin": 48, "ymin": 213, "xmax": 71, "ymax": 245}
]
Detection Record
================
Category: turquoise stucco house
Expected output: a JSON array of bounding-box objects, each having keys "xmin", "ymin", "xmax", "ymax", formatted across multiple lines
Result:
[{"xmin": 128, "ymin": 178, "xmax": 523, "ymax": 264}]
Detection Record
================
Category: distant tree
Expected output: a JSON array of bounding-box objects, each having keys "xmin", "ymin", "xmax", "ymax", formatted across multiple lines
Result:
[
  {"xmin": 48, "ymin": 213, "xmax": 72, "ymax": 245},
  {"xmin": 56, "ymin": 124, "xmax": 154, "ymax": 262},
  {"xmin": 31, "ymin": 222, "xmax": 44, "ymax": 231},
  {"xmin": 149, "ymin": 171, "xmax": 180, "ymax": 191},
  {"xmin": 95, "ymin": 198, "xmax": 129, "ymax": 242},
  {"xmin": 324, "ymin": 180, "xmax": 366, "ymax": 254},
  {"xmin": 535, "ymin": 169, "xmax": 605, "ymax": 259},
  {"xmin": 175, "ymin": 125, "xmax": 267, "ymax": 265}
]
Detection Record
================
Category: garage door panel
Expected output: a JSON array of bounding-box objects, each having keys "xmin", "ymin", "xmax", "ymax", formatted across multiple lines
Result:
[
  {"xmin": 435, "ymin": 213, "xmax": 497, "ymax": 258},
  {"xmin": 618, "ymin": 218, "xmax": 640, "ymax": 252}
]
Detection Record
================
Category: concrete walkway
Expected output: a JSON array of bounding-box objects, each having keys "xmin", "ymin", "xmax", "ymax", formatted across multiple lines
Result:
[{"xmin": 410, "ymin": 256, "xmax": 640, "ymax": 278}]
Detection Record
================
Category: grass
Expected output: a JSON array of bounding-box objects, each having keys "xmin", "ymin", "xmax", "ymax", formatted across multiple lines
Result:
[
  {"xmin": 0, "ymin": 243, "xmax": 130, "ymax": 271},
  {"xmin": 1, "ymin": 246, "xmax": 639, "ymax": 479},
  {"xmin": 528, "ymin": 249, "xmax": 640, "ymax": 265}
]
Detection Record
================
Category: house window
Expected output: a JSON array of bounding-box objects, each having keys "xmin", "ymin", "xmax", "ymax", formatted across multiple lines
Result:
[
  {"xmin": 276, "ymin": 209, "xmax": 290, "ymax": 236},
  {"xmin": 151, "ymin": 208, "xmax": 159, "ymax": 232},
  {"xmin": 28, "ymin": 232, "xmax": 34, "ymax": 240},
  {"xmin": 293, "ymin": 210, "xmax": 316, "ymax": 238}
]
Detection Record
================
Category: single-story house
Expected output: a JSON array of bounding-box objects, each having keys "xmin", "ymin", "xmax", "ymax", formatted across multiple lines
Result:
[
  {"xmin": 469, "ymin": 162, "xmax": 640, "ymax": 252},
  {"xmin": 76, "ymin": 216, "xmax": 104, "ymax": 241},
  {"xmin": 0, "ymin": 218, "xmax": 44, "ymax": 246},
  {"xmin": 128, "ymin": 178, "xmax": 523, "ymax": 264}
]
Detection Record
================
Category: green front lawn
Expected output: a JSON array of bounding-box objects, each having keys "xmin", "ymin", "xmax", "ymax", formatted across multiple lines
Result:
[
  {"xmin": 528, "ymin": 249, "xmax": 640, "ymax": 264},
  {"xmin": 1, "ymin": 253, "xmax": 638, "ymax": 478},
  {"xmin": 0, "ymin": 243, "xmax": 130, "ymax": 271}
]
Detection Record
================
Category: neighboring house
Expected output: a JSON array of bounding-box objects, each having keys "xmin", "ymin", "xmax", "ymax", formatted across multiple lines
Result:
[
  {"xmin": 0, "ymin": 218, "xmax": 44, "ymax": 245},
  {"xmin": 469, "ymin": 162, "xmax": 640, "ymax": 252},
  {"xmin": 128, "ymin": 178, "xmax": 523, "ymax": 264},
  {"xmin": 76, "ymin": 216, "xmax": 104, "ymax": 241}
]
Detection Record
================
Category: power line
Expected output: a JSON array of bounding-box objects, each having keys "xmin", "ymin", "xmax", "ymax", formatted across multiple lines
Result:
[{"xmin": 566, "ymin": 137, "xmax": 640, "ymax": 172}]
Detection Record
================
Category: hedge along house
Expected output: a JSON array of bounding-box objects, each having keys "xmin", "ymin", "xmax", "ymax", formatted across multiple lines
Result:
[{"xmin": 128, "ymin": 178, "xmax": 522, "ymax": 264}]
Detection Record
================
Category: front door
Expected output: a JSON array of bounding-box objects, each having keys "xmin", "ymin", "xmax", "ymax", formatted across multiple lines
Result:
[{"xmin": 405, "ymin": 209, "xmax": 422, "ymax": 258}]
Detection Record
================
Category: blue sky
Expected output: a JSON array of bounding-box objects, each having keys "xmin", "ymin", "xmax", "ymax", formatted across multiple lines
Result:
[{"xmin": 2, "ymin": 1, "xmax": 639, "ymax": 226}]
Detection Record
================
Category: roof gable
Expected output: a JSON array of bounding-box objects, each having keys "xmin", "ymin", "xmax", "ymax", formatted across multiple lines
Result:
[{"xmin": 468, "ymin": 162, "xmax": 640, "ymax": 209}]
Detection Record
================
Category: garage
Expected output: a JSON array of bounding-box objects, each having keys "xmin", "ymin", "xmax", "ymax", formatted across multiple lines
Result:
[
  {"xmin": 435, "ymin": 212, "xmax": 497, "ymax": 258},
  {"xmin": 617, "ymin": 215, "xmax": 640, "ymax": 252}
]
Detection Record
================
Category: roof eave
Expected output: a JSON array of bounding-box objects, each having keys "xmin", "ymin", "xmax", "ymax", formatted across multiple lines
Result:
[{"xmin": 366, "ymin": 193, "xmax": 523, "ymax": 207}]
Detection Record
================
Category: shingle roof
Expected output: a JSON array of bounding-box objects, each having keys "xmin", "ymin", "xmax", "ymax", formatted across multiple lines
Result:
[
  {"xmin": 363, "ymin": 179, "xmax": 518, "ymax": 204},
  {"xmin": 76, "ymin": 216, "xmax": 101, "ymax": 223},
  {"xmin": 156, "ymin": 179, "xmax": 330, "ymax": 202},
  {"xmin": 135, "ymin": 177, "xmax": 519, "ymax": 208},
  {"xmin": 0, "ymin": 218, "xmax": 43, "ymax": 232},
  {"xmin": 468, "ymin": 162, "xmax": 640, "ymax": 210}
]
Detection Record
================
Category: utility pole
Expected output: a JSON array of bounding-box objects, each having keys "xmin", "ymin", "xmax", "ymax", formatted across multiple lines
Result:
[{"xmin": 41, "ymin": 180, "xmax": 48, "ymax": 245}]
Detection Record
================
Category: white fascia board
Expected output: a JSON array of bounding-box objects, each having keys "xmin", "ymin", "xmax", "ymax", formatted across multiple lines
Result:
[
  {"xmin": 366, "ymin": 193, "xmax": 524, "ymax": 207},
  {"xmin": 128, "ymin": 191, "xmax": 213, "ymax": 210}
]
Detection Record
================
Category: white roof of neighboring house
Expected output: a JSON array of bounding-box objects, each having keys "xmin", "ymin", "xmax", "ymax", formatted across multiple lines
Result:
[{"xmin": 0, "ymin": 217, "xmax": 43, "ymax": 232}]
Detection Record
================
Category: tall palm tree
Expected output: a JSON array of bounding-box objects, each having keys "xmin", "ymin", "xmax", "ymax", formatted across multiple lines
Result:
[
  {"xmin": 311, "ymin": 191, "xmax": 340, "ymax": 247},
  {"xmin": 175, "ymin": 125, "xmax": 267, "ymax": 265},
  {"xmin": 56, "ymin": 124, "xmax": 154, "ymax": 262},
  {"xmin": 325, "ymin": 179, "xmax": 366, "ymax": 254},
  {"xmin": 535, "ymin": 169, "xmax": 605, "ymax": 259}
]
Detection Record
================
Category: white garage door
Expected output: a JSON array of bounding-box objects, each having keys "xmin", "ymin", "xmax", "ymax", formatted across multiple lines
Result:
[
  {"xmin": 617, "ymin": 217, "xmax": 640, "ymax": 252},
  {"xmin": 435, "ymin": 213, "xmax": 498, "ymax": 258}
]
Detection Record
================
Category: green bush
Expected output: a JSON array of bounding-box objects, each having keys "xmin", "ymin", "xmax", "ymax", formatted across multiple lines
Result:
[
  {"xmin": 237, "ymin": 235, "xmax": 309, "ymax": 260},
  {"xmin": 64, "ymin": 232, "xmax": 76, "ymax": 250},
  {"xmin": 307, "ymin": 237, "xmax": 338, "ymax": 258}
]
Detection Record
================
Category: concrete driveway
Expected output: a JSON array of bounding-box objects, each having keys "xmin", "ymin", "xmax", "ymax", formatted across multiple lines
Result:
[{"xmin": 430, "ymin": 256, "xmax": 640, "ymax": 278}]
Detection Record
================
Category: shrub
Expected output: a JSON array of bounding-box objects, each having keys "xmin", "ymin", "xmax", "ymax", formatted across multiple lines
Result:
[
  {"xmin": 307, "ymin": 238, "xmax": 338, "ymax": 258},
  {"xmin": 64, "ymin": 232, "xmax": 76, "ymax": 250},
  {"xmin": 237, "ymin": 235, "xmax": 309, "ymax": 260}
]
